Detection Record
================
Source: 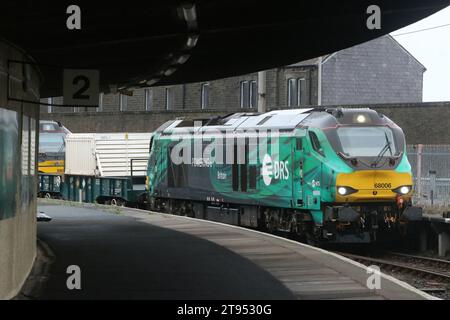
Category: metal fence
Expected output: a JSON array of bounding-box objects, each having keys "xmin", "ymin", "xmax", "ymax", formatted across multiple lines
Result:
[{"xmin": 407, "ymin": 145, "xmax": 450, "ymax": 209}]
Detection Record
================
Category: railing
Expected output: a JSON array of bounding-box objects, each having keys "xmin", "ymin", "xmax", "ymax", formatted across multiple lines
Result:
[{"xmin": 407, "ymin": 145, "xmax": 450, "ymax": 210}]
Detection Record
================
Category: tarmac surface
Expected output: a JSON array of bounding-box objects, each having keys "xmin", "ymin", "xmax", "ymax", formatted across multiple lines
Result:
[{"xmin": 36, "ymin": 202, "xmax": 433, "ymax": 300}]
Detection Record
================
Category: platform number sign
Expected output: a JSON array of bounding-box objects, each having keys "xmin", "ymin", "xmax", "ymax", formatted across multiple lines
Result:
[{"xmin": 63, "ymin": 69, "xmax": 99, "ymax": 107}]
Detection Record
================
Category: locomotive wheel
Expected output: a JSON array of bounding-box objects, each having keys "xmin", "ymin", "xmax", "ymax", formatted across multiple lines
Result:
[
  {"xmin": 45, "ymin": 193, "xmax": 51, "ymax": 199},
  {"xmin": 110, "ymin": 198, "xmax": 125, "ymax": 207},
  {"xmin": 266, "ymin": 217, "xmax": 277, "ymax": 233}
]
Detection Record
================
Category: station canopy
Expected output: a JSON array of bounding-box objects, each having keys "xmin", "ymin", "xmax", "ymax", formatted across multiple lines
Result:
[{"xmin": 1, "ymin": 0, "xmax": 448, "ymax": 97}]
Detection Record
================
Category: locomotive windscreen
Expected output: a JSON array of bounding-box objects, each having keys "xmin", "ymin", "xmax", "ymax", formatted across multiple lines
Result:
[{"xmin": 336, "ymin": 126, "xmax": 397, "ymax": 157}]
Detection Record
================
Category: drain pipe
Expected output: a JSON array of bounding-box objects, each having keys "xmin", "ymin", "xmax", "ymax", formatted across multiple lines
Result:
[
  {"xmin": 317, "ymin": 56, "xmax": 323, "ymax": 106},
  {"xmin": 258, "ymin": 71, "xmax": 266, "ymax": 113}
]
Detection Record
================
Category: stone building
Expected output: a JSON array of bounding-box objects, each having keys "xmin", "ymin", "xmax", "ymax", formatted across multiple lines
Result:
[{"xmin": 41, "ymin": 35, "xmax": 426, "ymax": 131}]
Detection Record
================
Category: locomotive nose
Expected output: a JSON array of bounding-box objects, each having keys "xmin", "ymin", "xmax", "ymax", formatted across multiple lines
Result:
[{"xmin": 335, "ymin": 170, "xmax": 413, "ymax": 202}]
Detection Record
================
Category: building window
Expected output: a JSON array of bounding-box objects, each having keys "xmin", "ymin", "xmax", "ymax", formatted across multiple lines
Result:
[
  {"xmin": 240, "ymin": 81, "xmax": 248, "ymax": 108},
  {"xmin": 144, "ymin": 89, "xmax": 152, "ymax": 111},
  {"xmin": 287, "ymin": 78, "xmax": 306, "ymax": 107},
  {"xmin": 165, "ymin": 88, "xmax": 173, "ymax": 110},
  {"xmin": 249, "ymin": 80, "xmax": 257, "ymax": 108},
  {"xmin": 201, "ymin": 83, "xmax": 209, "ymax": 109},
  {"xmin": 298, "ymin": 78, "xmax": 306, "ymax": 105},
  {"xmin": 47, "ymin": 97, "xmax": 53, "ymax": 113},
  {"xmin": 287, "ymin": 78, "xmax": 296, "ymax": 107},
  {"xmin": 240, "ymin": 80, "xmax": 256, "ymax": 108},
  {"xmin": 120, "ymin": 94, "xmax": 127, "ymax": 111},
  {"xmin": 97, "ymin": 93, "xmax": 103, "ymax": 112}
]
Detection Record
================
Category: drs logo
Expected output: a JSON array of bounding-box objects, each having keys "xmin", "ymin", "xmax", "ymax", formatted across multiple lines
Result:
[
  {"xmin": 374, "ymin": 182, "xmax": 391, "ymax": 189},
  {"xmin": 262, "ymin": 154, "xmax": 289, "ymax": 186}
]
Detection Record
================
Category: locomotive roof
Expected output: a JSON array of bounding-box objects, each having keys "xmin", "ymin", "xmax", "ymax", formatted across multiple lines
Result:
[
  {"xmin": 157, "ymin": 107, "xmax": 394, "ymax": 134},
  {"xmin": 158, "ymin": 109, "xmax": 313, "ymax": 133}
]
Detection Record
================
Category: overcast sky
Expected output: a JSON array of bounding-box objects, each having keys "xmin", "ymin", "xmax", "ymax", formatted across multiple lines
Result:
[{"xmin": 390, "ymin": 5, "xmax": 450, "ymax": 102}]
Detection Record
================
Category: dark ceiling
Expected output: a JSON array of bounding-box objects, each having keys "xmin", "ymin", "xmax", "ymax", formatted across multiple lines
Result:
[{"xmin": 2, "ymin": 0, "xmax": 449, "ymax": 97}]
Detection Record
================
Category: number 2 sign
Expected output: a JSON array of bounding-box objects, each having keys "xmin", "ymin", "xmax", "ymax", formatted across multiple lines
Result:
[{"xmin": 63, "ymin": 69, "xmax": 99, "ymax": 107}]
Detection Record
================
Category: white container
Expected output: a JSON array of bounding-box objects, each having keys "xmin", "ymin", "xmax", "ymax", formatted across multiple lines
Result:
[
  {"xmin": 65, "ymin": 132, "xmax": 152, "ymax": 177},
  {"xmin": 65, "ymin": 134, "xmax": 96, "ymax": 176}
]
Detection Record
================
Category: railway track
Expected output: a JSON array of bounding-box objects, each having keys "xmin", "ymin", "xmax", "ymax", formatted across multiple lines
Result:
[
  {"xmin": 334, "ymin": 251, "xmax": 450, "ymax": 283},
  {"xmin": 382, "ymin": 251, "xmax": 450, "ymax": 271}
]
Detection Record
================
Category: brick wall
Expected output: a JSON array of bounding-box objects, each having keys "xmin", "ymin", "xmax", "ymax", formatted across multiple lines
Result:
[{"xmin": 40, "ymin": 101, "xmax": 450, "ymax": 145}]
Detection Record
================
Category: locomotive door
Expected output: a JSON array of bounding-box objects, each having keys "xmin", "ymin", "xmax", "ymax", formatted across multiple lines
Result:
[
  {"xmin": 292, "ymin": 136, "xmax": 304, "ymax": 208},
  {"xmin": 301, "ymin": 130, "xmax": 323, "ymax": 211},
  {"xmin": 232, "ymin": 136, "xmax": 255, "ymax": 194}
]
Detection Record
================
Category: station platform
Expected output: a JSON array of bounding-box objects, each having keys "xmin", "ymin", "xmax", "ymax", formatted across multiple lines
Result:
[
  {"xmin": 423, "ymin": 213, "xmax": 450, "ymax": 257},
  {"xmin": 423, "ymin": 213, "xmax": 450, "ymax": 224},
  {"xmin": 35, "ymin": 201, "xmax": 435, "ymax": 300}
]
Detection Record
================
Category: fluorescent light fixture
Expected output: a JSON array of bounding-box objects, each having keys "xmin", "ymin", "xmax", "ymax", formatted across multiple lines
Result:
[
  {"xmin": 182, "ymin": 4, "xmax": 197, "ymax": 23},
  {"xmin": 164, "ymin": 68, "xmax": 177, "ymax": 76},
  {"xmin": 146, "ymin": 79, "xmax": 160, "ymax": 86},
  {"xmin": 175, "ymin": 54, "xmax": 190, "ymax": 65},
  {"xmin": 186, "ymin": 35, "xmax": 199, "ymax": 48}
]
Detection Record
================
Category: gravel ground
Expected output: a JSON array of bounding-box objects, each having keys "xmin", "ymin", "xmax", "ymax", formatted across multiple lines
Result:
[
  {"xmin": 352, "ymin": 258, "xmax": 450, "ymax": 300},
  {"xmin": 383, "ymin": 251, "xmax": 450, "ymax": 299},
  {"xmin": 382, "ymin": 269, "xmax": 449, "ymax": 300}
]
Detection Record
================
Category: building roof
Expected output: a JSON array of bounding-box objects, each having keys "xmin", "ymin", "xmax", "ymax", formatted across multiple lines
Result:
[
  {"xmin": 386, "ymin": 35, "xmax": 427, "ymax": 71},
  {"xmin": 288, "ymin": 35, "xmax": 426, "ymax": 71}
]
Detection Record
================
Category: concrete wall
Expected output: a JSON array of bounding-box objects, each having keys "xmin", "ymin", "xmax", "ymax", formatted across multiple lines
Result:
[
  {"xmin": 41, "ymin": 102, "xmax": 450, "ymax": 145},
  {"xmin": 40, "ymin": 109, "xmax": 229, "ymax": 133},
  {"xmin": 0, "ymin": 41, "xmax": 40, "ymax": 299}
]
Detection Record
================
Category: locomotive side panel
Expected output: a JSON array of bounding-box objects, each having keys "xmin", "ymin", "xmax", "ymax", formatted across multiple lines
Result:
[{"xmin": 150, "ymin": 132, "xmax": 297, "ymax": 208}]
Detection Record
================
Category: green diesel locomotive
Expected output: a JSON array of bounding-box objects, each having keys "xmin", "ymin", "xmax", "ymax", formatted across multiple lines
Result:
[{"xmin": 146, "ymin": 108, "xmax": 421, "ymax": 243}]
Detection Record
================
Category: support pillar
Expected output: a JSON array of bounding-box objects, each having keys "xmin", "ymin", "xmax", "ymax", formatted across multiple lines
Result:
[
  {"xmin": 419, "ymin": 229, "xmax": 428, "ymax": 252},
  {"xmin": 416, "ymin": 144, "xmax": 423, "ymax": 202},
  {"xmin": 317, "ymin": 56, "xmax": 323, "ymax": 106},
  {"xmin": 0, "ymin": 40, "xmax": 41, "ymax": 299},
  {"xmin": 438, "ymin": 231, "xmax": 450, "ymax": 257}
]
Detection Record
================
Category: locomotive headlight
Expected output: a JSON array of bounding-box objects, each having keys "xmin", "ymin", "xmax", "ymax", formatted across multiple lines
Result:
[
  {"xmin": 337, "ymin": 186, "xmax": 358, "ymax": 196},
  {"xmin": 338, "ymin": 187, "xmax": 347, "ymax": 195},
  {"xmin": 400, "ymin": 186, "xmax": 410, "ymax": 194},
  {"xmin": 393, "ymin": 185, "xmax": 411, "ymax": 195},
  {"xmin": 356, "ymin": 115, "xmax": 366, "ymax": 123}
]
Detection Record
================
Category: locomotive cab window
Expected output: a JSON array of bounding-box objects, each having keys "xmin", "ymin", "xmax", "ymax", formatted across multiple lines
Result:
[
  {"xmin": 148, "ymin": 136, "xmax": 154, "ymax": 152},
  {"xmin": 337, "ymin": 127, "xmax": 397, "ymax": 157},
  {"xmin": 309, "ymin": 132, "xmax": 324, "ymax": 156}
]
